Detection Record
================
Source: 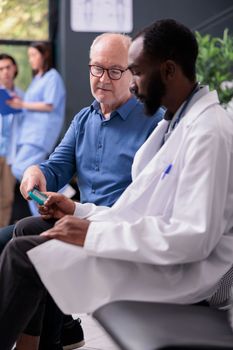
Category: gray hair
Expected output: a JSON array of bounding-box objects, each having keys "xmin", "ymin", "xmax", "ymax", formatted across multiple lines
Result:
[{"xmin": 89, "ymin": 33, "xmax": 132, "ymax": 59}]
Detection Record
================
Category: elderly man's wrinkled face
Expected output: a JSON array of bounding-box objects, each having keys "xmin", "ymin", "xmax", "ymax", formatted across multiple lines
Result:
[
  {"xmin": 128, "ymin": 36, "xmax": 166, "ymax": 116},
  {"xmin": 89, "ymin": 37, "xmax": 132, "ymax": 110}
]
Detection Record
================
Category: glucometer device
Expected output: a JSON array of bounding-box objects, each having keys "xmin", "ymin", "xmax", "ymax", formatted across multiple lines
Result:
[{"xmin": 28, "ymin": 188, "xmax": 48, "ymax": 205}]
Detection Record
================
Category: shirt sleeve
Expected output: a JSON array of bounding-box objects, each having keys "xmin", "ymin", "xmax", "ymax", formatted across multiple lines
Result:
[
  {"xmin": 39, "ymin": 115, "xmax": 77, "ymax": 191},
  {"xmin": 74, "ymin": 202, "xmax": 109, "ymax": 219}
]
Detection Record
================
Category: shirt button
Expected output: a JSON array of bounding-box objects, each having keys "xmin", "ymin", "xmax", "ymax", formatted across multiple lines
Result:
[
  {"xmin": 95, "ymin": 166, "xmax": 99, "ymax": 171},
  {"xmin": 92, "ymin": 189, "xmax": 95, "ymax": 193},
  {"xmin": 98, "ymin": 144, "xmax": 102, "ymax": 148}
]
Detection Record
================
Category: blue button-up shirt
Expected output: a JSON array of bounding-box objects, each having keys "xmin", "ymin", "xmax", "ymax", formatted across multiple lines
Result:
[{"xmin": 40, "ymin": 97, "xmax": 164, "ymax": 206}]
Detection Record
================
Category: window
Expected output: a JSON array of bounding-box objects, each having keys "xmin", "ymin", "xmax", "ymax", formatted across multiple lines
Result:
[
  {"xmin": 0, "ymin": 44, "xmax": 31, "ymax": 90},
  {"xmin": 0, "ymin": 0, "xmax": 49, "ymax": 90},
  {"xmin": 0, "ymin": 0, "xmax": 49, "ymax": 41}
]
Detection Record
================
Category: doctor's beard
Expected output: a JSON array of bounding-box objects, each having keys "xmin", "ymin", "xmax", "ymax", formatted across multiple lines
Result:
[{"xmin": 143, "ymin": 71, "xmax": 166, "ymax": 116}]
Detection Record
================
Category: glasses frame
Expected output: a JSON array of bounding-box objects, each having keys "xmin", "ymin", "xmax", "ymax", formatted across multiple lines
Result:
[{"xmin": 89, "ymin": 64, "xmax": 128, "ymax": 80}]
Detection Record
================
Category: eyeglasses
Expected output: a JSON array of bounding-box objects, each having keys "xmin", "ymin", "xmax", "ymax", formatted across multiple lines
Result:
[{"xmin": 89, "ymin": 65, "xmax": 128, "ymax": 80}]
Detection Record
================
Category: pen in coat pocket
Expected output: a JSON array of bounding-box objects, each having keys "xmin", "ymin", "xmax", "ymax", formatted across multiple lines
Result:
[{"xmin": 162, "ymin": 163, "xmax": 173, "ymax": 179}]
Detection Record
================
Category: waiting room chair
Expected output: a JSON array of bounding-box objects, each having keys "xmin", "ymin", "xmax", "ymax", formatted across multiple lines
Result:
[{"xmin": 93, "ymin": 300, "xmax": 233, "ymax": 350}]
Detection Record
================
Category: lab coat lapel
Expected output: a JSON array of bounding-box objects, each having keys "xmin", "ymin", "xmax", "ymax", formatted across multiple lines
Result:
[
  {"xmin": 134, "ymin": 118, "xmax": 184, "ymax": 179},
  {"xmin": 132, "ymin": 119, "xmax": 169, "ymax": 178},
  {"xmin": 114, "ymin": 121, "xmax": 181, "ymax": 215}
]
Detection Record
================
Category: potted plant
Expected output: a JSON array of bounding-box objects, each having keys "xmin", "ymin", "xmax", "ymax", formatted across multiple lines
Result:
[{"xmin": 196, "ymin": 29, "xmax": 233, "ymax": 106}]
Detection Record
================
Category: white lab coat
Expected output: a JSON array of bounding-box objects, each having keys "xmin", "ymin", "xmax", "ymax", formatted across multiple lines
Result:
[{"xmin": 28, "ymin": 87, "xmax": 233, "ymax": 313}]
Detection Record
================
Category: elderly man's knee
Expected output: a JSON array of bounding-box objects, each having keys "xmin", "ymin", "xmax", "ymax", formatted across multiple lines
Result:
[
  {"xmin": 14, "ymin": 216, "xmax": 39, "ymax": 237},
  {"xmin": 14, "ymin": 216, "xmax": 55, "ymax": 238}
]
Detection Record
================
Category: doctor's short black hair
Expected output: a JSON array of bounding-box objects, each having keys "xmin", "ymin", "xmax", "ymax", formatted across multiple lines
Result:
[{"xmin": 134, "ymin": 19, "xmax": 198, "ymax": 82}]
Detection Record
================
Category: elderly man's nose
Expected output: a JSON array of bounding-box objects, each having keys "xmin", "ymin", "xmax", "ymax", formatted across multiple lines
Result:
[{"xmin": 100, "ymin": 70, "xmax": 110, "ymax": 81}]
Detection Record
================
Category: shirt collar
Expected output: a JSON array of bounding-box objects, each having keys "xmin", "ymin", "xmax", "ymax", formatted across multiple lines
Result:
[
  {"xmin": 0, "ymin": 84, "xmax": 15, "ymax": 93},
  {"xmin": 91, "ymin": 96, "xmax": 138, "ymax": 121},
  {"xmin": 91, "ymin": 100, "xmax": 101, "ymax": 113}
]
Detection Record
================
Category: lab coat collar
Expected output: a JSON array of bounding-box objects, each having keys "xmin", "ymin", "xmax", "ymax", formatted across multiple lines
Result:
[
  {"xmin": 149, "ymin": 89, "xmax": 220, "ymax": 163},
  {"xmin": 183, "ymin": 89, "xmax": 220, "ymax": 127}
]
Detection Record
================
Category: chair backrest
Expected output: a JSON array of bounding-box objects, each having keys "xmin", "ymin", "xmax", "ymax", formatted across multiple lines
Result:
[{"xmin": 206, "ymin": 265, "xmax": 233, "ymax": 311}]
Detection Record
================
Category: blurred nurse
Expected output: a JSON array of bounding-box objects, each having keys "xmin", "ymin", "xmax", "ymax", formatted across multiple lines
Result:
[{"xmin": 8, "ymin": 42, "xmax": 66, "ymax": 185}]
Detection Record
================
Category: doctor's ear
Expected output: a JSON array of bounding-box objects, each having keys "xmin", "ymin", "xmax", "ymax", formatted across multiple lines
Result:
[{"xmin": 161, "ymin": 60, "xmax": 176, "ymax": 81}]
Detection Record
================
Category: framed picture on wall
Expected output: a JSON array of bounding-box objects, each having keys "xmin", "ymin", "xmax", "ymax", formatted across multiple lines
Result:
[{"xmin": 71, "ymin": 0, "xmax": 133, "ymax": 33}]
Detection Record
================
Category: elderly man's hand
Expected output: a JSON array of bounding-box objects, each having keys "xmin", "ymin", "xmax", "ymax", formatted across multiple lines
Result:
[
  {"xmin": 39, "ymin": 192, "xmax": 76, "ymax": 220},
  {"xmin": 20, "ymin": 165, "xmax": 47, "ymax": 199},
  {"xmin": 40, "ymin": 215, "xmax": 90, "ymax": 246}
]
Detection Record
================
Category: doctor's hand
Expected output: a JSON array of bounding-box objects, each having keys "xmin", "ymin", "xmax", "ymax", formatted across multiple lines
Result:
[
  {"xmin": 39, "ymin": 193, "xmax": 76, "ymax": 220},
  {"xmin": 40, "ymin": 215, "xmax": 90, "ymax": 246},
  {"xmin": 20, "ymin": 165, "xmax": 47, "ymax": 200}
]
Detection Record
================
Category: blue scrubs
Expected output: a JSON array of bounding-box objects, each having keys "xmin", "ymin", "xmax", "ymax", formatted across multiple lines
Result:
[
  {"xmin": 12, "ymin": 68, "xmax": 66, "ymax": 180},
  {"xmin": 0, "ymin": 86, "xmax": 24, "ymax": 163}
]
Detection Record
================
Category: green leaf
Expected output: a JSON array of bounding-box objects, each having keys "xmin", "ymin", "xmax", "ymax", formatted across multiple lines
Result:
[{"xmin": 196, "ymin": 30, "xmax": 233, "ymax": 104}]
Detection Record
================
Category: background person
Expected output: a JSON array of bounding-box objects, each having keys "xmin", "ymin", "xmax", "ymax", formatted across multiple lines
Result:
[
  {"xmin": 0, "ymin": 33, "xmax": 163, "ymax": 350},
  {"xmin": 7, "ymin": 41, "xmax": 66, "ymax": 215},
  {"xmin": 0, "ymin": 53, "xmax": 24, "ymax": 227}
]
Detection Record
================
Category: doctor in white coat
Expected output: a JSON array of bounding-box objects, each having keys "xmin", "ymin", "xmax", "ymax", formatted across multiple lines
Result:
[{"xmin": 0, "ymin": 19, "xmax": 233, "ymax": 350}]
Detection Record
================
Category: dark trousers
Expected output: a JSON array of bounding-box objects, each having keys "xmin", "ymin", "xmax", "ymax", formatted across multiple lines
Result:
[
  {"xmin": 14, "ymin": 216, "xmax": 57, "ymax": 238},
  {"xmin": 15, "ymin": 217, "xmax": 68, "ymax": 349},
  {"xmin": 0, "ymin": 224, "xmax": 15, "ymax": 254},
  {"xmin": 0, "ymin": 234, "xmax": 48, "ymax": 350},
  {"xmin": 0, "ymin": 217, "xmax": 67, "ymax": 350}
]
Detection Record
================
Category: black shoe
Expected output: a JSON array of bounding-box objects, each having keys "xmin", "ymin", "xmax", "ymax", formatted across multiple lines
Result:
[
  {"xmin": 40, "ymin": 342, "xmax": 63, "ymax": 350},
  {"xmin": 15, "ymin": 344, "xmax": 63, "ymax": 350},
  {"xmin": 61, "ymin": 318, "xmax": 85, "ymax": 350},
  {"xmin": 51, "ymin": 343, "xmax": 63, "ymax": 350}
]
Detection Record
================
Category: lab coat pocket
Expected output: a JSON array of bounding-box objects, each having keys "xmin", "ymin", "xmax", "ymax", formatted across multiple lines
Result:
[
  {"xmin": 129, "ymin": 157, "xmax": 177, "ymax": 217},
  {"xmin": 138, "ymin": 159, "xmax": 178, "ymax": 217},
  {"xmin": 157, "ymin": 162, "xmax": 179, "ymax": 217}
]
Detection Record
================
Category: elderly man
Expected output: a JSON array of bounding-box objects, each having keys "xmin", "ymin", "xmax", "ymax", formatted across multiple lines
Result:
[
  {"xmin": 0, "ymin": 33, "xmax": 162, "ymax": 350},
  {"xmin": 1, "ymin": 19, "xmax": 233, "ymax": 350}
]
